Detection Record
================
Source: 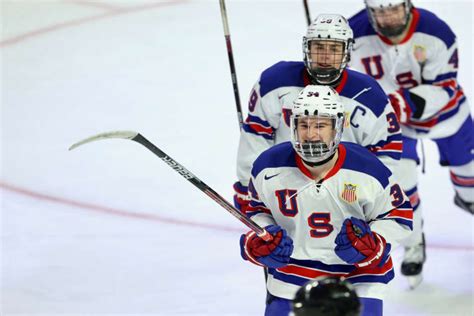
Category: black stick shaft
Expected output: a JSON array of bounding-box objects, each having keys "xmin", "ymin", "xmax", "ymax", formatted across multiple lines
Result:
[
  {"xmin": 218, "ymin": 0, "xmax": 244, "ymax": 130},
  {"xmin": 303, "ymin": 0, "xmax": 311, "ymax": 26},
  {"xmin": 132, "ymin": 134, "xmax": 271, "ymax": 241}
]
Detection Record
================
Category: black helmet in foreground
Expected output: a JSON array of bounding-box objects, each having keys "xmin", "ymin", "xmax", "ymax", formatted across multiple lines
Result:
[{"xmin": 292, "ymin": 276, "xmax": 361, "ymax": 316}]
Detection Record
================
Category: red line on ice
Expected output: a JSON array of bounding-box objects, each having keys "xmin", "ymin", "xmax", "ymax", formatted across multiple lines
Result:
[
  {"xmin": 0, "ymin": 1, "xmax": 188, "ymax": 48},
  {"xmin": 0, "ymin": 181, "xmax": 242, "ymax": 234},
  {"xmin": 1, "ymin": 182, "xmax": 472, "ymax": 251}
]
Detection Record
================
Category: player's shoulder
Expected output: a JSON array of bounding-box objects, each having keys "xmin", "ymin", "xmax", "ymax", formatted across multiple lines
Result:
[
  {"xmin": 341, "ymin": 142, "xmax": 391, "ymax": 189},
  {"xmin": 339, "ymin": 68, "xmax": 388, "ymax": 117},
  {"xmin": 415, "ymin": 8, "xmax": 456, "ymax": 48},
  {"xmin": 348, "ymin": 8, "xmax": 377, "ymax": 39},
  {"xmin": 251, "ymin": 142, "xmax": 297, "ymax": 178},
  {"xmin": 259, "ymin": 61, "xmax": 306, "ymax": 97}
]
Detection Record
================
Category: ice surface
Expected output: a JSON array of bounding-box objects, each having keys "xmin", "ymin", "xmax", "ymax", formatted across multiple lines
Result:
[{"xmin": 2, "ymin": 0, "xmax": 473, "ymax": 315}]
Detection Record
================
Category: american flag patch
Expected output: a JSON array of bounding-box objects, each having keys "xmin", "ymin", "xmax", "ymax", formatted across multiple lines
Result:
[
  {"xmin": 414, "ymin": 45, "xmax": 427, "ymax": 64},
  {"xmin": 341, "ymin": 183, "xmax": 357, "ymax": 203}
]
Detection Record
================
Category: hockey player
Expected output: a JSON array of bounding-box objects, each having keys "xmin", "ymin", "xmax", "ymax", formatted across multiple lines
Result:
[
  {"xmin": 234, "ymin": 13, "xmax": 402, "ymax": 217},
  {"xmin": 292, "ymin": 276, "xmax": 361, "ymax": 316},
  {"xmin": 348, "ymin": 0, "xmax": 474, "ymax": 287},
  {"xmin": 239, "ymin": 85, "xmax": 413, "ymax": 316}
]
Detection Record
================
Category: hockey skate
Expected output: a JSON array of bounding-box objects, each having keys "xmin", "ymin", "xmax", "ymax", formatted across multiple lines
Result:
[
  {"xmin": 401, "ymin": 233, "xmax": 426, "ymax": 289},
  {"xmin": 454, "ymin": 193, "xmax": 474, "ymax": 214}
]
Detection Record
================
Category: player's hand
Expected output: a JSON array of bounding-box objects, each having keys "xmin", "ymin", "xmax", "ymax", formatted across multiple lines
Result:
[
  {"xmin": 240, "ymin": 225, "xmax": 294, "ymax": 269},
  {"xmin": 233, "ymin": 181, "xmax": 251, "ymax": 213},
  {"xmin": 388, "ymin": 89, "xmax": 414, "ymax": 124},
  {"xmin": 335, "ymin": 217, "xmax": 391, "ymax": 268}
]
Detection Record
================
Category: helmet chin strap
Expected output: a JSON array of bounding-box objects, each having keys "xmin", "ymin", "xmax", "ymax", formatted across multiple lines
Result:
[
  {"xmin": 308, "ymin": 68, "xmax": 343, "ymax": 87},
  {"xmin": 302, "ymin": 151, "xmax": 336, "ymax": 167}
]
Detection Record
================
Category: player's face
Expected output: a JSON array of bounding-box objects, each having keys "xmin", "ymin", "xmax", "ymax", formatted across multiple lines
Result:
[
  {"xmin": 309, "ymin": 40, "xmax": 345, "ymax": 71},
  {"xmin": 296, "ymin": 116, "xmax": 335, "ymax": 145},
  {"xmin": 371, "ymin": 4, "xmax": 407, "ymax": 34}
]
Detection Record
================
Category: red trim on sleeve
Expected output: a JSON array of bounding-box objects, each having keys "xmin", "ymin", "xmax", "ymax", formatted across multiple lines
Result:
[{"xmin": 388, "ymin": 209, "xmax": 414, "ymax": 220}]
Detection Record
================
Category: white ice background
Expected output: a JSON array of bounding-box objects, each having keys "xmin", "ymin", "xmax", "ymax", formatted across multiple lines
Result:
[{"xmin": 1, "ymin": 0, "xmax": 473, "ymax": 315}]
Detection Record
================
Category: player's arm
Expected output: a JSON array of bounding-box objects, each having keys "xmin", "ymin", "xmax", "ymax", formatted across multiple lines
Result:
[
  {"xmin": 362, "ymin": 98, "xmax": 403, "ymax": 173},
  {"xmin": 366, "ymin": 177, "xmax": 413, "ymax": 248},
  {"xmin": 234, "ymin": 80, "xmax": 278, "ymax": 211},
  {"xmin": 334, "ymin": 176, "xmax": 412, "ymax": 268},
  {"xmin": 389, "ymin": 39, "xmax": 464, "ymax": 128}
]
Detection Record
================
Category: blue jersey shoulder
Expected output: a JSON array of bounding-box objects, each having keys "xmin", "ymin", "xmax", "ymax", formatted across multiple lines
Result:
[
  {"xmin": 341, "ymin": 142, "xmax": 391, "ymax": 189},
  {"xmin": 340, "ymin": 69, "xmax": 388, "ymax": 117},
  {"xmin": 251, "ymin": 142, "xmax": 297, "ymax": 178},
  {"xmin": 348, "ymin": 9, "xmax": 376, "ymax": 39},
  {"xmin": 415, "ymin": 8, "xmax": 456, "ymax": 48},
  {"xmin": 259, "ymin": 61, "xmax": 306, "ymax": 97}
]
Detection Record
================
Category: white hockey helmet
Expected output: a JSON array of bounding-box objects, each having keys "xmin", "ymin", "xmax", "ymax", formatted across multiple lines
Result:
[
  {"xmin": 291, "ymin": 85, "xmax": 345, "ymax": 164},
  {"xmin": 365, "ymin": 0, "xmax": 413, "ymax": 37},
  {"xmin": 303, "ymin": 14, "xmax": 354, "ymax": 84}
]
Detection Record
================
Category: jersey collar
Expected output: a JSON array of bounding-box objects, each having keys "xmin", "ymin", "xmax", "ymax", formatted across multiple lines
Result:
[
  {"xmin": 302, "ymin": 68, "xmax": 348, "ymax": 92},
  {"xmin": 295, "ymin": 143, "xmax": 347, "ymax": 181},
  {"xmin": 377, "ymin": 7, "xmax": 420, "ymax": 45}
]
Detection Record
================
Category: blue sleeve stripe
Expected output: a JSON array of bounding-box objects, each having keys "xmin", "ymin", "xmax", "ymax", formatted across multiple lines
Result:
[
  {"xmin": 391, "ymin": 218, "xmax": 413, "ymax": 230},
  {"xmin": 442, "ymin": 86, "xmax": 456, "ymax": 98},
  {"xmin": 242, "ymin": 124, "xmax": 273, "ymax": 140},
  {"xmin": 423, "ymin": 72, "xmax": 457, "ymax": 84},
  {"xmin": 366, "ymin": 134, "xmax": 403, "ymax": 150},
  {"xmin": 404, "ymin": 186, "xmax": 418, "ymax": 196},
  {"xmin": 246, "ymin": 210, "xmax": 267, "ymax": 217},
  {"xmin": 247, "ymin": 114, "xmax": 272, "ymax": 127},
  {"xmin": 249, "ymin": 200, "xmax": 266, "ymax": 208}
]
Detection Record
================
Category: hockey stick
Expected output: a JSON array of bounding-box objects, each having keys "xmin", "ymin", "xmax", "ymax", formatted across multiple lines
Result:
[
  {"xmin": 69, "ymin": 131, "xmax": 272, "ymax": 241},
  {"xmin": 303, "ymin": 0, "xmax": 311, "ymax": 26},
  {"xmin": 218, "ymin": 0, "xmax": 244, "ymax": 130}
]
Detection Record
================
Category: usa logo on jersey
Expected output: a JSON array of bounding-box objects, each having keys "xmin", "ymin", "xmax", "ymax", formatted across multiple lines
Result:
[{"xmin": 341, "ymin": 183, "xmax": 358, "ymax": 203}]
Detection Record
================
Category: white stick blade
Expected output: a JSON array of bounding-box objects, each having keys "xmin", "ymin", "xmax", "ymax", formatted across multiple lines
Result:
[{"xmin": 69, "ymin": 131, "xmax": 139, "ymax": 151}]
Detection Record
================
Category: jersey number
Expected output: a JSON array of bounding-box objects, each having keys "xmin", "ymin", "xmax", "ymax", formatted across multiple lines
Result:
[
  {"xmin": 390, "ymin": 184, "xmax": 404, "ymax": 207},
  {"xmin": 248, "ymin": 89, "xmax": 258, "ymax": 112},
  {"xmin": 386, "ymin": 112, "xmax": 401, "ymax": 133}
]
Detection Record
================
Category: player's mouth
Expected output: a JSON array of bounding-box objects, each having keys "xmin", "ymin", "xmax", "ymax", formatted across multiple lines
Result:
[{"xmin": 317, "ymin": 63, "xmax": 333, "ymax": 68}]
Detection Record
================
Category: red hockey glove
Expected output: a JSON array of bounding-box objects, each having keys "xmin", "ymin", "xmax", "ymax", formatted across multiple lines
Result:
[
  {"xmin": 388, "ymin": 89, "xmax": 415, "ymax": 124},
  {"xmin": 240, "ymin": 225, "xmax": 293, "ymax": 269},
  {"xmin": 335, "ymin": 217, "xmax": 391, "ymax": 268}
]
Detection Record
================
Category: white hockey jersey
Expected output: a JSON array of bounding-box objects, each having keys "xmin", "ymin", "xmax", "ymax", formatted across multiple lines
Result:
[
  {"xmin": 237, "ymin": 63, "xmax": 402, "ymax": 188},
  {"xmin": 247, "ymin": 141, "xmax": 413, "ymax": 300},
  {"xmin": 349, "ymin": 7, "xmax": 470, "ymax": 139}
]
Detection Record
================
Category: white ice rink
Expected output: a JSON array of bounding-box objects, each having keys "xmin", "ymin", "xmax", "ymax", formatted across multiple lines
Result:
[{"xmin": 1, "ymin": 0, "xmax": 473, "ymax": 315}]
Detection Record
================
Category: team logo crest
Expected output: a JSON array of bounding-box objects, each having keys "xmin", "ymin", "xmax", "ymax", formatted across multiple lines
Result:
[
  {"xmin": 413, "ymin": 45, "xmax": 427, "ymax": 64},
  {"xmin": 341, "ymin": 183, "xmax": 357, "ymax": 203}
]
